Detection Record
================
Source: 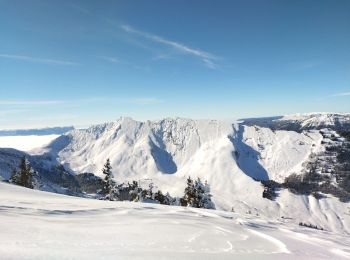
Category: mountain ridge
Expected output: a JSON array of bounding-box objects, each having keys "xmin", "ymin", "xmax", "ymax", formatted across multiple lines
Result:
[{"xmin": 0, "ymin": 126, "xmax": 74, "ymax": 136}]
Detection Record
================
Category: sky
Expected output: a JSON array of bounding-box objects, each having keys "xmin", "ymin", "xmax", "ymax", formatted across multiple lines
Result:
[{"xmin": 0, "ymin": 0, "xmax": 349, "ymax": 129}]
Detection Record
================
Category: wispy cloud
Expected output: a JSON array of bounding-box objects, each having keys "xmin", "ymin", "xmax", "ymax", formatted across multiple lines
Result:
[
  {"xmin": 293, "ymin": 61, "xmax": 323, "ymax": 70},
  {"xmin": 98, "ymin": 55, "xmax": 151, "ymax": 72},
  {"xmin": 0, "ymin": 100, "xmax": 65, "ymax": 106},
  {"xmin": 68, "ymin": 3, "xmax": 92, "ymax": 15},
  {"xmin": 0, "ymin": 97, "xmax": 163, "ymax": 107},
  {"xmin": 125, "ymin": 98, "xmax": 163, "ymax": 105},
  {"xmin": 68, "ymin": 6, "xmax": 220, "ymax": 69},
  {"xmin": 331, "ymin": 92, "xmax": 350, "ymax": 97},
  {"xmin": 120, "ymin": 24, "xmax": 219, "ymax": 69},
  {"xmin": 98, "ymin": 56, "xmax": 120, "ymax": 63},
  {"xmin": 0, "ymin": 54, "xmax": 79, "ymax": 66},
  {"xmin": 202, "ymin": 58, "xmax": 218, "ymax": 70},
  {"xmin": 0, "ymin": 109, "xmax": 30, "ymax": 117}
]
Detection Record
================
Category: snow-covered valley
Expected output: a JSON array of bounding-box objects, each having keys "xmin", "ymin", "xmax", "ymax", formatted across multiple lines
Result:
[{"xmin": 1, "ymin": 182, "xmax": 350, "ymax": 259}]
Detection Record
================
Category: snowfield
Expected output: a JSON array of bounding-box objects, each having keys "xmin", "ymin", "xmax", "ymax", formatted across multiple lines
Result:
[
  {"xmin": 1, "ymin": 182, "xmax": 350, "ymax": 259},
  {"xmin": 0, "ymin": 134, "xmax": 59, "ymax": 152}
]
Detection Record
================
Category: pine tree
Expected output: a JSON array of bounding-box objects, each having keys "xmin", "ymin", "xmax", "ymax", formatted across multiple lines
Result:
[
  {"xmin": 10, "ymin": 156, "xmax": 34, "ymax": 189},
  {"xmin": 154, "ymin": 190, "xmax": 165, "ymax": 204},
  {"xmin": 145, "ymin": 182, "xmax": 154, "ymax": 201},
  {"xmin": 128, "ymin": 181, "xmax": 142, "ymax": 201},
  {"xmin": 195, "ymin": 179, "xmax": 215, "ymax": 209},
  {"xmin": 10, "ymin": 169, "xmax": 20, "ymax": 185},
  {"xmin": 164, "ymin": 192, "xmax": 176, "ymax": 205},
  {"xmin": 101, "ymin": 159, "xmax": 118, "ymax": 201},
  {"xmin": 182, "ymin": 177, "xmax": 195, "ymax": 206},
  {"xmin": 181, "ymin": 177, "xmax": 215, "ymax": 209}
]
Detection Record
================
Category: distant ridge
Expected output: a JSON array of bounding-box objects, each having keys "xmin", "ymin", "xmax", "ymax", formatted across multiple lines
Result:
[
  {"xmin": 0, "ymin": 126, "xmax": 74, "ymax": 136},
  {"xmin": 241, "ymin": 112, "xmax": 350, "ymax": 132}
]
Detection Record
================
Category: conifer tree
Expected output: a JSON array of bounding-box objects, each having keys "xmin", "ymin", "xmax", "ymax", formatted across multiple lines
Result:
[
  {"xmin": 181, "ymin": 177, "xmax": 215, "ymax": 209},
  {"xmin": 182, "ymin": 177, "xmax": 195, "ymax": 206},
  {"xmin": 194, "ymin": 178, "xmax": 215, "ymax": 209},
  {"xmin": 10, "ymin": 169, "xmax": 20, "ymax": 186},
  {"xmin": 101, "ymin": 159, "xmax": 118, "ymax": 200},
  {"xmin": 154, "ymin": 190, "xmax": 165, "ymax": 204},
  {"xmin": 128, "ymin": 181, "xmax": 142, "ymax": 201},
  {"xmin": 10, "ymin": 156, "xmax": 34, "ymax": 189}
]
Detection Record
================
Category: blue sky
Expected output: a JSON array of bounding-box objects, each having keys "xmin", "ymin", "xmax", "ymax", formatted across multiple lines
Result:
[{"xmin": 0, "ymin": 0, "xmax": 349, "ymax": 129}]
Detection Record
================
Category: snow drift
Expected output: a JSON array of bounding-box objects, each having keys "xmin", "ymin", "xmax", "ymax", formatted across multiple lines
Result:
[{"xmin": 1, "ymin": 182, "xmax": 349, "ymax": 259}]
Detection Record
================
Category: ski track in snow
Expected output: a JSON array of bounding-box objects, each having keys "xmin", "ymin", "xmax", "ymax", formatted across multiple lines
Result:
[{"xmin": 1, "ymin": 183, "xmax": 350, "ymax": 259}]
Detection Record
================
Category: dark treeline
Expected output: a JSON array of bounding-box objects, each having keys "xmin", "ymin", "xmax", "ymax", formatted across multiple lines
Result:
[
  {"xmin": 100, "ymin": 159, "xmax": 215, "ymax": 209},
  {"xmin": 8, "ymin": 157, "xmax": 215, "ymax": 209}
]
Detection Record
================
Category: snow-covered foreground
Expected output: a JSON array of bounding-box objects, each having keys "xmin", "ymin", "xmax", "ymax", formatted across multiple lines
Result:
[
  {"xmin": 1, "ymin": 183, "xmax": 349, "ymax": 259},
  {"xmin": 0, "ymin": 134, "xmax": 59, "ymax": 151}
]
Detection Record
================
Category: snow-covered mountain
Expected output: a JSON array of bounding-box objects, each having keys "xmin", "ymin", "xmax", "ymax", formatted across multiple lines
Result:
[
  {"xmin": 1, "ymin": 114, "xmax": 349, "ymax": 234},
  {"xmin": 6, "ymin": 116, "xmax": 342, "ymax": 234},
  {"xmin": 1, "ymin": 182, "xmax": 349, "ymax": 259},
  {"xmin": 34, "ymin": 117, "xmax": 321, "ymax": 182},
  {"xmin": 241, "ymin": 112, "xmax": 350, "ymax": 132}
]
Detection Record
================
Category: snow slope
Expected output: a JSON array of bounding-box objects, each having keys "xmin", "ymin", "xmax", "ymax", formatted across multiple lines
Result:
[
  {"xmin": 235, "ymin": 125, "xmax": 323, "ymax": 182},
  {"xmin": 0, "ymin": 134, "xmax": 59, "ymax": 152},
  {"xmin": 1, "ymin": 182, "xmax": 349, "ymax": 259}
]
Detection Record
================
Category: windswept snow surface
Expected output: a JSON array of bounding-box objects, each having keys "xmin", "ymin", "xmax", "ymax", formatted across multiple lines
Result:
[
  {"xmin": 0, "ymin": 182, "xmax": 349, "ymax": 259},
  {"xmin": 0, "ymin": 134, "xmax": 60, "ymax": 152}
]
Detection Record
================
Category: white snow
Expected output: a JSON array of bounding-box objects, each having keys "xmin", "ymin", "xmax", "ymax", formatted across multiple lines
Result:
[
  {"xmin": 276, "ymin": 112, "xmax": 350, "ymax": 128},
  {"xmin": 0, "ymin": 134, "xmax": 59, "ymax": 151},
  {"xmin": 0, "ymin": 182, "xmax": 349, "ymax": 259},
  {"xmin": 239, "ymin": 126, "xmax": 322, "ymax": 182}
]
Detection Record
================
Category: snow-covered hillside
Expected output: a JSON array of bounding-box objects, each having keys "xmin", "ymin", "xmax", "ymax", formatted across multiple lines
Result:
[
  {"xmin": 242, "ymin": 112, "xmax": 350, "ymax": 132},
  {"xmin": 1, "ymin": 182, "xmax": 349, "ymax": 259},
  {"xmin": 279, "ymin": 113, "xmax": 350, "ymax": 129}
]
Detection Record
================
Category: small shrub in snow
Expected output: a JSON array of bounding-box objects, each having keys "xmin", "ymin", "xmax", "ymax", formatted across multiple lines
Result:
[
  {"xmin": 261, "ymin": 180, "xmax": 280, "ymax": 200},
  {"xmin": 299, "ymin": 222, "xmax": 324, "ymax": 230}
]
